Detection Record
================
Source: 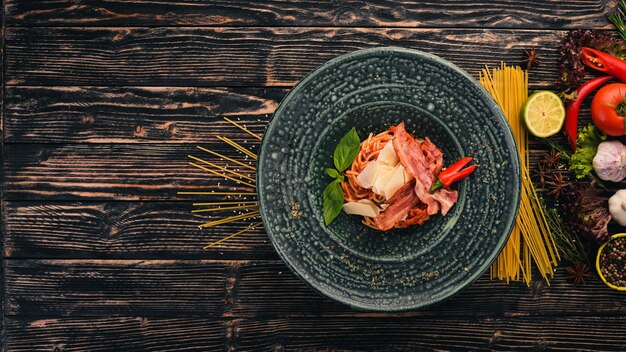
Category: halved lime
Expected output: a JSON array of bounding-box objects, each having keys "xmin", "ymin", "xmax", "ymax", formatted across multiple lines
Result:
[{"xmin": 522, "ymin": 91, "xmax": 566, "ymax": 138}]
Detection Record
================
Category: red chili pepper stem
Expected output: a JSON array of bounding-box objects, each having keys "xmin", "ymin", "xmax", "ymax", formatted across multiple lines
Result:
[
  {"xmin": 430, "ymin": 159, "xmax": 476, "ymax": 193},
  {"xmin": 430, "ymin": 179, "xmax": 445, "ymax": 193},
  {"xmin": 581, "ymin": 47, "xmax": 626, "ymax": 83},
  {"xmin": 564, "ymin": 76, "xmax": 612, "ymax": 151}
]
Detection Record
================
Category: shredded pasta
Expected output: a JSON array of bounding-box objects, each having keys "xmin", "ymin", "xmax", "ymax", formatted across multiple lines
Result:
[{"xmin": 480, "ymin": 64, "xmax": 560, "ymax": 285}]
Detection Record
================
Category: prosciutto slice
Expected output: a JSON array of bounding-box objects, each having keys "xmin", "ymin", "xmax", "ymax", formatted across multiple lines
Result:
[
  {"xmin": 431, "ymin": 187, "xmax": 458, "ymax": 216},
  {"xmin": 422, "ymin": 137, "xmax": 443, "ymax": 176},
  {"xmin": 374, "ymin": 180, "xmax": 419, "ymax": 231},
  {"xmin": 392, "ymin": 122, "xmax": 458, "ymax": 216}
]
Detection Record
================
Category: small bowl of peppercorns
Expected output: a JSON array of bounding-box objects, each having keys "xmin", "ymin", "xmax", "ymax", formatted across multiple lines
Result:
[{"xmin": 596, "ymin": 233, "xmax": 626, "ymax": 291}]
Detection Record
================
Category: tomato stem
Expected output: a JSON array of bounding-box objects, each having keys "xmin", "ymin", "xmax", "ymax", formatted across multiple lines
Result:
[{"xmin": 617, "ymin": 96, "xmax": 626, "ymax": 117}]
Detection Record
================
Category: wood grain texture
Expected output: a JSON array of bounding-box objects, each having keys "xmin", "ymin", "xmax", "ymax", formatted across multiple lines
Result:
[
  {"xmin": 4, "ymin": 86, "xmax": 283, "ymax": 143},
  {"xmin": 7, "ymin": 317, "xmax": 626, "ymax": 352},
  {"xmin": 218, "ymin": 261, "xmax": 626, "ymax": 318},
  {"xmin": 3, "ymin": 201, "xmax": 276, "ymax": 259},
  {"xmin": 9, "ymin": 197, "xmax": 620, "ymax": 265},
  {"xmin": 3, "ymin": 2, "xmax": 626, "ymax": 350},
  {"xmin": 5, "ymin": 315, "xmax": 626, "ymax": 351},
  {"xmin": 236, "ymin": 316, "xmax": 626, "ymax": 351},
  {"xmin": 5, "ymin": 259, "xmax": 626, "ymax": 318},
  {"xmin": 5, "ymin": 27, "xmax": 563, "ymax": 86},
  {"xmin": 1, "ymin": 140, "xmax": 601, "ymax": 201},
  {"xmin": 3, "ymin": 143, "xmax": 259, "ymax": 200},
  {"xmin": 5, "ymin": 260, "xmax": 234, "ymax": 316},
  {"xmin": 5, "ymin": 317, "xmax": 226, "ymax": 352},
  {"xmin": 4, "ymin": 202, "xmax": 626, "ymax": 317},
  {"xmin": 3, "ymin": 0, "xmax": 614, "ymax": 29},
  {"xmin": 1, "ymin": 2, "xmax": 5, "ymax": 347},
  {"xmin": 4, "ymin": 86, "xmax": 600, "ymax": 144}
]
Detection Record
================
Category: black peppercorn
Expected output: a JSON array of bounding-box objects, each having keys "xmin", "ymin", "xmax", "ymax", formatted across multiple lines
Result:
[{"xmin": 599, "ymin": 237, "xmax": 626, "ymax": 288}]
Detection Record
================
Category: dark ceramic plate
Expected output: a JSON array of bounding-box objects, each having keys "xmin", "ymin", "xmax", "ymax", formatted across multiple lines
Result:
[{"xmin": 257, "ymin": 47, "xmax": 520, "ymax": 311}]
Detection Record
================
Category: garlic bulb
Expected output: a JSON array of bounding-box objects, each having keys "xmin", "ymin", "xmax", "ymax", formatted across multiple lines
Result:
[
  {"xmin": 609, "ymin": 190, "xmax": 626, "ymax": 226},
  {"xmin": 593, "ymin": 140, "xmax": 626, "ymax": 182}
]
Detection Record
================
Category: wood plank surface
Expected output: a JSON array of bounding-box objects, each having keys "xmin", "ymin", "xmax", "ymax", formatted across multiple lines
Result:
[
  {"xmin": 3, "ymin": 143, "xmax": 259, "ymax": 200},
  {"xmin": 233, "ymin": 261, "xmax": 626, "ymax": 318},
  {"xmin": 4, "ymin": 86, "xmax": 599, "ymax": 144},
  {"xmin": 2, "ymin": 4, "xmax": 6, "ymax": 348},
  {"xmin": 0, "ymin": 141, "xmax": 591, "ymax": 201},
  {"xmin": 5, "ymin": 260, "xmax": 232, "ymax": 316},
  {"xmin": 236, "ymin": 316, "xmax": 626, "ymax": 351},
  {"xmin": 237, "ymin": 317, "xmax": 626, "ymax": 351},
  {"xmin": 3, "ymin": 1, "xmax": 626, "ymax": 351},
  {"xmin": 5, "ymin": 27, "xmax": 562, "ymax": 86},
  {"xmin": 5, "ymin": 316, "xmax": 626, "ymax": 351},
  {"xmin": 4, "ymin": 317, "xmax": 226, "ymax": 352},
  {"xmin": 5, "ymin": 259, "xmax": 625, "ymax": 318},
  {"xmin": 4, "ymin": 86, "xmax": 282, "ymax": 143},
  {"xmin": 3, "ymin": 201, "xmax": 275, "ymax": 259},
  {"xmin": 4, "ymin": 0, "xmax": 613, "ymax": 29}
]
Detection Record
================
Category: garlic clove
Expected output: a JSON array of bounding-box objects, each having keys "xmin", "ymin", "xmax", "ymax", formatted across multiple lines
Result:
[{"xmin": 609, "ymin": 189, "xmax": 626, "ymax": 226}]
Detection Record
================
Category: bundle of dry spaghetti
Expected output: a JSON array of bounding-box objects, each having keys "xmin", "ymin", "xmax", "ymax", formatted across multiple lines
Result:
[{"xmin": 480, "ymin": 64, "xmax": 559, "ymax": 285}]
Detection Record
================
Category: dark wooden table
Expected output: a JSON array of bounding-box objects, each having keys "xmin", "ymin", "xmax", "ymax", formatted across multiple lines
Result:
[{"xmin": 2, "ymin": 1, "xmax": 626, "ymax": 351}]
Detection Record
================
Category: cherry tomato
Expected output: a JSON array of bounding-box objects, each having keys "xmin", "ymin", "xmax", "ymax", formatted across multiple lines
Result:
[{"xmin": 591, "ymin": 83, "xmax": 626, "ymax": 136}]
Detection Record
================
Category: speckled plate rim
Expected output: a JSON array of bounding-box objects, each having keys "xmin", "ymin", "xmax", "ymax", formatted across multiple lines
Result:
[{"xmin": 257, "ymin": 46, "xmax": 521, "ymax": 311}]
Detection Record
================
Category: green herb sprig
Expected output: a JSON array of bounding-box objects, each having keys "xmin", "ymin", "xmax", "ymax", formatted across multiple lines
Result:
[
  {"xmin": 323, "ymin": 128, "xmax": 360, "ymax": 225},
  {"xmin": 609, "ymin": 0, "xmax": 626, "ymax": 43},
  {"xmin": 569, "ymin": 124, "xmax": 606, "ymax": 180},
  {"xmin": 544, "ymin": 137, "xmax": 608, "ymax": 191},
  {"xmin": 541, "ymin": 199, "xmax": 589, "ymax": 264}
]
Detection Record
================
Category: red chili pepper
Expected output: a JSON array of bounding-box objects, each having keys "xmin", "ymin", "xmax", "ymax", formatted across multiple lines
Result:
[
  {"xmin": 564, "ymin": 75, "xmax": 612, "ymax": 151},
  {"xmin": 581, "ymin": 47, "xmax": 626, "ymax": 83},
  {"xmin": 430, "ymin": 157, "xmax": 476, "ymax": 192}
]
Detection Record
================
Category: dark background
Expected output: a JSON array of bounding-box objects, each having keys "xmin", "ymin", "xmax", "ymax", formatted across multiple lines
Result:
[{"xmin": 2, "ymin": 0, "xmax": 626, "ymax": 351}]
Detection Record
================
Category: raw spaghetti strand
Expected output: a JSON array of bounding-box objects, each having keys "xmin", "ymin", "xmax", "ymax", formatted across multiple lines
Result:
[{"xmin": 480, "ymin": 64, "xmax": 559, "ymax": 285}]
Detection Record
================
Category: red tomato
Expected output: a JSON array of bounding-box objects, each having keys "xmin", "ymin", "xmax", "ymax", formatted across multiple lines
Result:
[{"xmin": 591, "ymin": 83, "xmax": 626, "ymax": 136}]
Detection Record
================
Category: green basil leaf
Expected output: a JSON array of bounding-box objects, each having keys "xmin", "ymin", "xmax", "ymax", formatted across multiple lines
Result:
[
  {"xmin": 323, "ymin": 181, "xmax": 344, "ymax": 225},
  {"xmin": 333, "ymin": 127, "xmax": 360, "ymax": 172},
  {"xmin": 326, "ymin": 168, "xmax": 341, "ymax": 179}
]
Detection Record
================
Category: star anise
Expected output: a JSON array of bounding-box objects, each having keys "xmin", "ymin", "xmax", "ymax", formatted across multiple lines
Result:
[
  {"xmin": 532, "ymin": 163, "xmax": 547, "ymax": 188},
  {"xmin": 545, "ymin": 172, "xmax": 572, "ymax": 200},
  {"xmin": 565, "ymin": 262, "xmax": 592, "ymax": 286},
  {"xmin": 521, "ymin": 48, "xmax": 542, "ymax": 70},
  {"xmin": 541, "ymin": 150, "xmax": 562, "ymax": 170}
]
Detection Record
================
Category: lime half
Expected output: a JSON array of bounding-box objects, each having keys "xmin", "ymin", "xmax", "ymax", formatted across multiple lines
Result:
[{"xmin": 522, "ymin": 91, "xmax": 566, "ymax": 138}]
